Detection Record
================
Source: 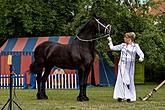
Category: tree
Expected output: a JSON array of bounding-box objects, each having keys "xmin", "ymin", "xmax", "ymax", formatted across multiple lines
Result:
[{"xmin": 0, "ymin": 0, "xmax": 80, "ymax": 38}]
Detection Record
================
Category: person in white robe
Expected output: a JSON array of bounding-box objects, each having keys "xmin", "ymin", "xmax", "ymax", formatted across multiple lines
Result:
[{"xmin": 108, "ymin": 32, "xmax": 144, "ymax": 102}]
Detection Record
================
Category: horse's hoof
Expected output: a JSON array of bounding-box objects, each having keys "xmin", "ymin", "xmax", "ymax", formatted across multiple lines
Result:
[
  {"xmin": 77, "ymin": 96, "xmax": 89, "ymax": 101},
  {"xmin": 37, "ymin": 96, "xmax": 48, "ymax": 100},
  {"xmin": 44, "ymin": 95, "xmax": 48, "ymax": 99},
  {"xmin": 84, "ymin": 96, "xmax": 89, "ymax": 101},
  {"xmin": 77, "ymin": 96, "xmax": 83, "ymax": 101},
  {"xmin": 77, "ymin": 96, "xmax": 82, "ymax": 101},
  {"xmin": 37, "ymin": 93, "xmax": 48, "ymax": 100},
  {"xmin": 37, "ymin": 96, "xmax": 45, "ymax": 100}
]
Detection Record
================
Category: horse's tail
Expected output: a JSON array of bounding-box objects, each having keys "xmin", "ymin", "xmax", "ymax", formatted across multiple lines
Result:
[{"xmin": 30, "ymin": 62, "xmax": 41, "ymax": 74}]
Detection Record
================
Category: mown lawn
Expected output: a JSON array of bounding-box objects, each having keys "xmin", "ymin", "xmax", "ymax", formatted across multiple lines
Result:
[{"xmin": 0, "ymin": 84, "xmax": 165, "ymax": 110}]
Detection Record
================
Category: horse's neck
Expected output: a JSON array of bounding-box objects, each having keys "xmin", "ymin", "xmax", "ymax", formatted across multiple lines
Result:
[
  {"xmin": 74, "ymin": 36, "xmax": 96, "ymax": 52},
  {"xmin": 76, "ymin": 22, "xmax": 97, "ymax": 51},
  {"xmin": 78, "ymin": 27, "xmax": 96, "ymax": 39}
]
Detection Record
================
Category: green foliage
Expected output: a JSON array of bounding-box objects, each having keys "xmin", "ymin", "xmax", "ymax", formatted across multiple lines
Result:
[
  {"xmin": 156, "ymin": 13, "xmax": 165, "ymax": 33},
  {"xmin": 0, "ymin": 0, "xmax": 79, "ymax": 38},
  {"xmin": 135, "ymin": 15, "xmax": 165, "ymax": 79}
]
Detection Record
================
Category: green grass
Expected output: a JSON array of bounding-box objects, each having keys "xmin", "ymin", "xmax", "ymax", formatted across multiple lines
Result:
[{"xmin": 0, "ymin": 84, "xmax": 165, "ymax": 110}]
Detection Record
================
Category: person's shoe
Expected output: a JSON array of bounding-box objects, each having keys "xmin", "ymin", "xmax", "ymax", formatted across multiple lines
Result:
[
  {"xmin": 127, "ymin": 85, "xmax": 130, "ymax": 89},
  {"xmin": 117, "ymin": 98, "xmax": 123, "ymax": 102},
  {"xmin": 127, "ymin": 99, "xmax": 131, "ymax": 102}
]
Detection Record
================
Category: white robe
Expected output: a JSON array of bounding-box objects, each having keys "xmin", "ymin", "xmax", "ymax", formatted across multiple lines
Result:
[{"xmin": 109, "ymin": 42, "xmax": 144, "ymax": 101}]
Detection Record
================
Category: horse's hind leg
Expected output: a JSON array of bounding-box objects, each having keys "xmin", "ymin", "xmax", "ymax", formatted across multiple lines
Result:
[
  {"xmin": 36, "ymin": 67, "xmax": 44, "ymax": 99},
  {"xmin": 41, "ymin": 67, "xmax": 51, "ymax": 99},
  {"xmin": 30, "ymin": 61, "xmax": 45, "ymax": 99}
]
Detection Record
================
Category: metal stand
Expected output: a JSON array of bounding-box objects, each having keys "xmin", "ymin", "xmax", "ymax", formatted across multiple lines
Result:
[{"xmin": 1, "ymin": 65, "xmax": 22, "ymax": 110}]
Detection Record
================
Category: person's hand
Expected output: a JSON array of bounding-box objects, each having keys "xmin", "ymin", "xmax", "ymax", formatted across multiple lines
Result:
[
  {"xmin": 107, "ymin": 37, "xmax": 112, "ymax": 42},
  {"xmin": 139, "ymin": 57, "xmax": 144, "ymax": 62}
]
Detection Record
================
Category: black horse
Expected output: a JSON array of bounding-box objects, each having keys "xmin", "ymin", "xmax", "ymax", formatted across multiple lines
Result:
[{"xmin": 30, "ymin": 15, "xmax": 112, "ymax": 101}]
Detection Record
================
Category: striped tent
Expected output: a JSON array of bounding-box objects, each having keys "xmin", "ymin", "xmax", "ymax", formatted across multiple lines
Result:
[{"xmin": 0, "ymin": 36, "xmax": 116, "ymax": 86}]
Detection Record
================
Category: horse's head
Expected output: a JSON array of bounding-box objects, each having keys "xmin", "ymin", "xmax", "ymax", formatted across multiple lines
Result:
[
  {"xmin": 77, "ymin": 15, "xmax": 114, "ymax": 41},
  {"xmin": 93, "ymin": 16, "xmax": 112, "ymax": 36}
]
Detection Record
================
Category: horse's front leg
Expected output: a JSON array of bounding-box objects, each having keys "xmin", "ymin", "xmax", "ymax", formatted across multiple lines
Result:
[
  {"xmin": 82, "ymin": 65, "xmax": 92, "ymax": 101},
  {"xmin": 77, "ymin": 65, "xmax": 90, "ymax": 101},
  {"xmin": 77, "ymin": 66, "xmax": 86, "ymax": 101}
]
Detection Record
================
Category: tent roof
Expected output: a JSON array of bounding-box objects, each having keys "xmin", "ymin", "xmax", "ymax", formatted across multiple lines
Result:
[{"xmin": 0, "ymin": 36, "xmax": 75, "ymax": 55}]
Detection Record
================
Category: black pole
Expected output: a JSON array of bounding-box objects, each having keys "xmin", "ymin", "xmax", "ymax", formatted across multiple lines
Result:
[
  {"xmin": 1, "ymin": 65, "xmax": 22, "ymax": 110},
  {"xmin": 1, "ymin": 65, "xmax": 13, "ymax": 110},
  {"xmin": 9, "ymin": 65, "xmax": 13, "ymax": 110}
]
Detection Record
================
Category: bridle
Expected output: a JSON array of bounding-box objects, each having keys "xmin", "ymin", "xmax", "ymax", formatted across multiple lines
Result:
[
  {"xmin": 94, "ymin": 17, "xmax": 111, "ymax": 35},
  {"xmin": 76, "ymin": 17, "xmax": 111, "ymax": 42}
]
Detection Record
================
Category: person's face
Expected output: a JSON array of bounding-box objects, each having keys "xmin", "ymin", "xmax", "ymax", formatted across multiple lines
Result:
[{"xmin": 124, "ymin": 36, "xmax": 132, "ymax": 44}]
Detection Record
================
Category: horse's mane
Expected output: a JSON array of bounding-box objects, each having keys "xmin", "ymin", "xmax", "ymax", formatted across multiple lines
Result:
[{"xmin": 77, "ymin": 17, "xmax": 94, "ymax": 36}]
